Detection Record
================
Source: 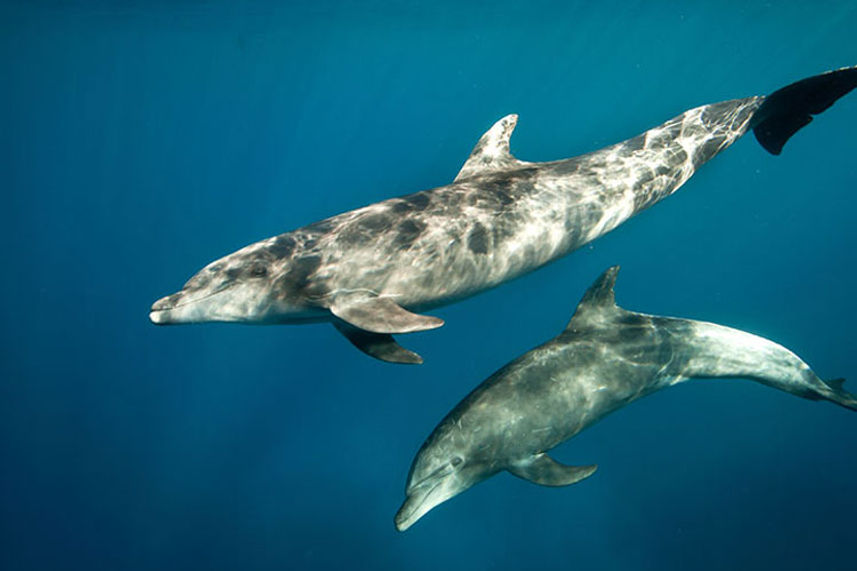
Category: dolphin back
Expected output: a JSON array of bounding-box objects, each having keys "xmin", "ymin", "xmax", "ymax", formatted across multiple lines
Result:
[{"xmin": 566, "ymin": 267, "xmax": 856, "ymax": 413}]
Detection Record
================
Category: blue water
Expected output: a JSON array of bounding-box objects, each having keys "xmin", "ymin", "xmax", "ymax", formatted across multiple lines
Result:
[{"xmin": 3, "ymin": 2, "xmax": 856, "ymax": 569}]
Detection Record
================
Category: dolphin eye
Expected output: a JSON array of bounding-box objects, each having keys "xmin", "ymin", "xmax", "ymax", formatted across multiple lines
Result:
[
  {"xmin": 208, "ymin": 264, "xmax": 222, "ymax": 273},
  {"xmin": 451, "ymin": 456, "xmax": 463, "ymax": 467},
  {"xmin": 249, "ymin": 264, "xmax": 268, "ymax": 278}
]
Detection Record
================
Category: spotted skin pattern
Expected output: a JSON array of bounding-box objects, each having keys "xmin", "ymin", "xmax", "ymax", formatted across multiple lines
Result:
[
  {"xmin": 288, "ymin": 98, "xmax": 759, "ymax": 309},
  {"xmin": 180, "ymin": 99, "xmax": 757, "ymax": 306},
  {"xmin": 150, "ymin": 97, "xmax": 763, "ymax": 358},
  {"xmin": 394, "ymin": 267, "xmax": 856, "ymax": 530}
]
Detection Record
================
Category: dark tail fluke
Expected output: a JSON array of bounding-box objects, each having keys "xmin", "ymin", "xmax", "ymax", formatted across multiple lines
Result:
[{"xmin": 752, "ymin": 66, "xmax": 857, "ymax": 155}]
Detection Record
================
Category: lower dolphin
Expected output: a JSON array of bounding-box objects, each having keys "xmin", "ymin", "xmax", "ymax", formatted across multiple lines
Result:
[{"xmin": 395, "ymin": 267, "xmax": 855, "ymax": 531}]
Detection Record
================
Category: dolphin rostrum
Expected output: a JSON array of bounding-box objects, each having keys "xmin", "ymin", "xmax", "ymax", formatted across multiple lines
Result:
[
  {"xmin": 150, "ymin": 67, "xmax": 857, "ymax": 363},
  {"xmin": 395, "ymin": 266, "xmax": 855, "ymax": 531}
]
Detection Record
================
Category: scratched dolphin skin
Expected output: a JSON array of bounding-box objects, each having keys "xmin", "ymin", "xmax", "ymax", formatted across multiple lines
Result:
[
  {"xmin": 395, "ymin": 266, "xmax": 855, "ymax": 531},
  {"xmin": 150, "ymin": 67, "xmax": 857, "ymax": 363}
]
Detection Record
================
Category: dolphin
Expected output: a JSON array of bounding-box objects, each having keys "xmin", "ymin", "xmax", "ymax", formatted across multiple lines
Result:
[
  {"xmin": 395, "ymin": 266, "xmax": 855, "ymax": 531},
  {"xmin": 150, "ymin": 67, "xmax": 857, "ymax": 363}
]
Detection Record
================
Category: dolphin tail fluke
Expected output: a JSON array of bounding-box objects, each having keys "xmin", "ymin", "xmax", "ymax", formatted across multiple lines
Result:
[
  {"xmin": 752, "ymin": 65, "xmax": 857, "ymax": 155},
  {"xmin": 819, "ymin": 378, "xmax": 857, "ymax": 412}
]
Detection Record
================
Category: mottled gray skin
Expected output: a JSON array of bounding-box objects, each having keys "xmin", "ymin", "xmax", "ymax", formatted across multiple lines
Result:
[
  {"xmin": 395, "ymin": 267, "xmax": 855, "ymax": 531},
  {"xmin": 150, "ymin": 98, "xmax": 763, "ymax": 361}
]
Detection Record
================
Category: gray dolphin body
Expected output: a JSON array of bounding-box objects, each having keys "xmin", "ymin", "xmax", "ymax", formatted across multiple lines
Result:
[
  {"xmin": 150, "ymin": 67, "xmax": 857, "ymax": 363},
  {"xmin": 395, "ymin": 267, "xmax": 856, "ymax": 531}
]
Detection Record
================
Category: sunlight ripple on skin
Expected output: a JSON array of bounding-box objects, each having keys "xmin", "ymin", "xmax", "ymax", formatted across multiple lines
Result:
[{"xmin": 395, "ymin": 267, "xmax": 856, "ymax": 531}]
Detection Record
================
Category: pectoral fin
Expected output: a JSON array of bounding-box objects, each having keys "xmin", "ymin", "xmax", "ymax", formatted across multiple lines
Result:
[
  {"xmin": 332, "ymin": 320, "xmax": 424, "ymax": 365},
  {"xmin": 330, "ymin": 294, "xmax": 444, "ymax": 334},
  {"xmin": 508, "ymin": 453, "xmax": 597, "ymax": 487}
]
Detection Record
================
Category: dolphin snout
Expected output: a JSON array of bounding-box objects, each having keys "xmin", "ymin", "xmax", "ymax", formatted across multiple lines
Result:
[
  {"xmin": 151, "ymin": 292, "xmax": 183, "ymax": 312},
  {"xmin": 149, "ymin": 292, "xmax": 184, "ymax": 324},
  {"xmin": 394, "ymin": 495, "xmax": 421, "ymax": 532},
  {"xmin": 149, "ymin": 308, "xmax": 171, "ymax": 325},
  {"xmin": 148, "ymin": 285, "xmax": 237, "ymax": 325},
  {"xmin": 395, "ymin": 476, "xmax": 447, "ymax": 532}
]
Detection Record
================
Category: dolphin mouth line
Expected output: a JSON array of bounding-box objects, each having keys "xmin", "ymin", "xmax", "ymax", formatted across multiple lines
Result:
[
  {"xmin": 398, "ymin": 478, "xmax": 444, "ymax": 530},
  {"xmin": 408, "ymin": 476, "xmax": 442, "ymax": 499},
  {"xmin": 407, "ymin": 462, "xmax": 454, "ymax": 493},
  {"xmin": 151, "ymin": 286, "xmax": 232, "ymax": 312}
]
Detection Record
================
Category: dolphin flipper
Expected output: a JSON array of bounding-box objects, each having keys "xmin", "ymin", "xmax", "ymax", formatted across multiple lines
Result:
[
  {"xmin": 330, "ymin": 294, "xmax": 444, "ymax": 335},
  {"xmin": 332, "ymin": 320, "xmax": 423, "ymax": 364},
  {"xmin": 508, "ymin": 453, "xmax": 598, "ymax": 487}
]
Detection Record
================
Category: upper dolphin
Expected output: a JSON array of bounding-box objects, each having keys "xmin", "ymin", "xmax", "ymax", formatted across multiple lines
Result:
[
  {"xmin": 150, "ymin": 66, "xmax": 857, "ymax": 363},
  {"xmin": 395, "ymin": 266, "xmax": 855, "ymax": 531}
]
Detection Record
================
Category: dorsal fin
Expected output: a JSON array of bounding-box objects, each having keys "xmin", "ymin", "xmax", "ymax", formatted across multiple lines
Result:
[
  {"xmin": 454, "ymin": 114, "xmax": 525, "ymax": 182},
  {"xmin": 828, "ymin": 378, "xmax": 846, "ymax": 391},
  {"xmin": 565, "ymin": 266, "xmax": 623, "ymax": 331}
]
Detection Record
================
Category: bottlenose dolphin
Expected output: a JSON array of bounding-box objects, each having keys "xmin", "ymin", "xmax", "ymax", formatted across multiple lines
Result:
[
  {"xmin": 150, "ymin": 67, "xmax": 857, "ymax": 363},
  {"xmin": 395, "ymin": 266, "xmax": 855, "ymax": 531}
]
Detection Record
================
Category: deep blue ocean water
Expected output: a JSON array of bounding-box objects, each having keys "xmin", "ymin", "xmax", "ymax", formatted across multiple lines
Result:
[{"xmin": 3, "ymin": 2, "xmax": 857, "ymax": 569}]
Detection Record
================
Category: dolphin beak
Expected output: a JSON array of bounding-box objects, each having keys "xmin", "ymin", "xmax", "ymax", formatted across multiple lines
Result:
[
  {"xmin": 149, "ymin": 284, "xmax": 238, "ymax": 325},
  {"xmin": 149, "ymin": 308, "xmax": 170, "ymax": 324},
  {"xmin": 149, "ymin": 293, "xmax": 182, "ymax": 325},
  {"xmin": 394, "ymin": 494, "xmax": 427, "ymax": 532},
  {"xmin": 394, "ymin": 479, "xmax": 448, "ymax": 532}
]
